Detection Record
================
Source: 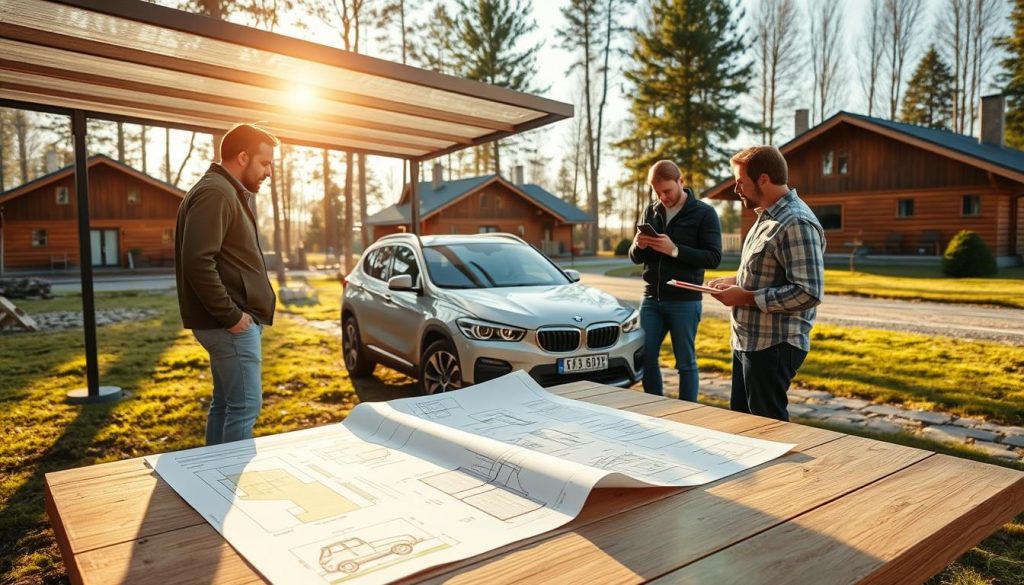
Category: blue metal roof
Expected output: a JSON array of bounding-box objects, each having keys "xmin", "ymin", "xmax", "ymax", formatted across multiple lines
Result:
[{"xmin": 365, "ymin": 175, "xmax": 595, "ymax": 225}]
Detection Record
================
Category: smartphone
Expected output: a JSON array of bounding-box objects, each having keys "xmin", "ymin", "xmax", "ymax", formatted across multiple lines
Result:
[{"xmin": 636, "ymin": 223, "xmax": 658, "ymax": 237}]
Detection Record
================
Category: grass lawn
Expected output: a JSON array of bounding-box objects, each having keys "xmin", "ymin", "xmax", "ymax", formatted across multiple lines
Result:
[
  {"xmin": 606, "ymin": 263, "xmax": 1024, "ymax": 308},
  {"xmin": 0, "ymin": 282, "xmax": 1021, "ymax": 584},
  {"xmin": 686, "ymin": 317, "xmax": 1024, "ymax": 425}
]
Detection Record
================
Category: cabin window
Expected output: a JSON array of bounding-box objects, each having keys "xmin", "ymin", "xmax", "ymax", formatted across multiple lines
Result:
[
  {"xmin": 897, "ymin": 199, "xmax": 915, "ymax": 218},
  {"xmin": 450, "ymin": 226, "xmax": 459, "ymax": 234},
  {"xmin": 127, "ymin": 186, "xmax": 141, "ymax": 205},
  {"xmin": 479, "ymin": 225, "xmax": 499, "ymax": 233},
  {"xmin": 821, "ymin": 152, "xmax": 834, "ymax": 176},
  {"xmin": 55, "ymin": 186, "xmax": 70, "ymax": 205},
  {"xmin": 517, "ymin": 225, "xmax": 526, "ymax": 236},
  {"xmin": 479, "ymin": 194, "xmax": 487, "ymax": 208},
  {"xmin": 837, "ymin": 152, "xmax": 849, "ymax": 175},
  {"xmin": 162, "ymin": 227, "xmax": 174, "ymax": 245},
  {"xmin": 811, "ymin": 205, "xmax": 842, "ymax": 231},
  {"xmin": 496, "ymin": 196, "xmax": 503, "ymax": 209},
  {"xmin": 32, "ymin": 229, "xmax": 48, "ymax": 247},
  {"xmin": 962, "ymin": 195, "xmax": 981, "ymax": 217}
]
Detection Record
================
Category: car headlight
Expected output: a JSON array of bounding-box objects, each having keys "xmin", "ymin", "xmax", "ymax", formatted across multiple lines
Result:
[
  {"xmin": 457, "ymin": 318, "xmax": 526, "ymax": 342},
  {"xmin": 621, "ymin": 310, "xmax": 641, "ymax": 333}
]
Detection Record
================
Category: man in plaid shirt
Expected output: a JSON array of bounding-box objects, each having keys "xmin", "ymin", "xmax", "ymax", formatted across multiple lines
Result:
[{"xmin": 709, "ymin": 146, "xmax": 825, "ymax": 421}]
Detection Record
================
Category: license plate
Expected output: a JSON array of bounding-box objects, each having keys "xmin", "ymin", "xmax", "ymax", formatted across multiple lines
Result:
[{"xmin": 557, "ymin": 354, "xmax": 609, "ymax": 374}]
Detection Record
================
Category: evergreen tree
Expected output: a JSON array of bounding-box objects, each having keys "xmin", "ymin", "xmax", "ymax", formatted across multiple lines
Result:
[
  {"xmin": 997, "ymin": 0, "xmax": 1024, "ymax": 149},
  {"xmin": 899, "ymin": 45, "xmax": 954, "ymax": 129},
  {"xmin": 447, "ymin": 0, "xmax": 543, "ymax": 174},
  {"xmin": 618, "ymin": 0, "xmax": 751, "ymax": 188}
]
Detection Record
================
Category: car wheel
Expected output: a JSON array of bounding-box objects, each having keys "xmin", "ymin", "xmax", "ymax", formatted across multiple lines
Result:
[
  {"xmin": 339, "ymin": 561, "xmax": 359, "ymax": 574},
  {"xmin": 420, "ymin": 339, "xmax": 463, "ymax": 395},
  {"xmin": 391, "ymin": 543, "xmax": 413, "ymax": 555},
  {"xmin": 342, "ymin": 315, "xmax": 375, "ymax": 377}
]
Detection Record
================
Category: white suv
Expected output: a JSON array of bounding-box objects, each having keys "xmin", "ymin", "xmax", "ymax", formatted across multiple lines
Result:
[{"xmin": 341, "ymin": 233, "xmax": 644, "ymax": 394}]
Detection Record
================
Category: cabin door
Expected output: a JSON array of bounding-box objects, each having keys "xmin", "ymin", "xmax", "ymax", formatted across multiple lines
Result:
[{"xmin": 90, "ymin": 229, "xmax": 120, "ymax": 267}]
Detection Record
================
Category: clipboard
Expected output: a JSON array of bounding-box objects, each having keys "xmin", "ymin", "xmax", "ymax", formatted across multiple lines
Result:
[{"xmin": 666, "ymin": 279, "xmax": 721, "ymax": 294}]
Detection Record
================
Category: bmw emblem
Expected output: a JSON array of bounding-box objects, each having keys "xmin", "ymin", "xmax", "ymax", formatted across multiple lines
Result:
[{"xmin": 573, "ymin": 315, "xmax": 583, "ymax": 323}]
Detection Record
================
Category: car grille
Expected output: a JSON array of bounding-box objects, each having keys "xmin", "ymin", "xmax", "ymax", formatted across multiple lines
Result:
[
  {"xmin": 537, "ymin": 328, "xmax": 580, "ymax": 352},
  {"xmin": 587, "ymin": 325, "xmax": 619, "ymax": 349}
]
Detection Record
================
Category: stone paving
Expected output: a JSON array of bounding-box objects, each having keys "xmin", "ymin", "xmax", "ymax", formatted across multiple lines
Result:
[
  {"xmin": 655, "ymin": 368, "xmax": 1024, "ymax": 462},
  {"xmin": 0, "ymin": 308, "xmax": 161, "ymax": 333}
]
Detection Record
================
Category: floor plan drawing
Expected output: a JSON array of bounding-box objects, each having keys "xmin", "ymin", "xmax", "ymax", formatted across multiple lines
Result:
[
  {"xmin": 523, "ymin": 398, "xmax": 600, "ymax": 422},
  {"xmin": 410, "ymin": 398, "xmax": 463, "ymax": 419},
  {"xmin": 148, "ymin": 371, "xmax": 795, "ymax": 585},
  {"xmin": 420, "ymin": 450, "xmax": 545, "ymax": 521}
]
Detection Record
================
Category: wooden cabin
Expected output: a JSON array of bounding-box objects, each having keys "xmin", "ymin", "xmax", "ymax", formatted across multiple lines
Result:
[
  {"xmin": 703, "ymin": 105, "xmax": 1024, "ymax": 266},
  {"xmin": 0, "ymin": 155, "xmax": 184, "ymax": 269},
  {"xmin": 366, "ymin": 170, "xmax": 593, "ymax": 256}
]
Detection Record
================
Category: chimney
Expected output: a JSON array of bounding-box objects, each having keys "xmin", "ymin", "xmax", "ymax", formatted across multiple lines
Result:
[
  {"xmin": 794, "ymin": 109, "xmax": 810, "ymax": 137},
  {"xmin": 45, "ymin": 150, "xmax": 59, "ymax": 173},
  {"xmin": 979, "ymin": 94, "xmax": 1006, "ymax": 148},
  {"xmin": 513, "ymin": 165, "xmax": 524, "ymax": 185},
  {"xmin": 431, "ymin": 163, "xmax": 443, "ymax": 191}
]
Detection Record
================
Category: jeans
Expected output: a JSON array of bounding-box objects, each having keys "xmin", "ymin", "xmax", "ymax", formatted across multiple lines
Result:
[
  {"xmin": 193, "ymin": 324, "xmax": 264, "ymax": 445},
  {"xmin": 640, "ymin": 298, "xmax": 702, "ymax": 401},
  {"xmin": 730, "ymin": 342, "xmax": 808, "ymax": 422}
]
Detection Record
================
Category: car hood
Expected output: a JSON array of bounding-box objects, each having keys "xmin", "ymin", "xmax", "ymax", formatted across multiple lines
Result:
[{"xmin": 440, "ymin": 282, "xmax": 635, "ymax": 329}]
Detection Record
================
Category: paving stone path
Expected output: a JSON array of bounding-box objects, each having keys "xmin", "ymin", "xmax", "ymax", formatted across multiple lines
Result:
[{"xmin": 657, "ymin": 368, "xmax": 1024, "ymax": 462}]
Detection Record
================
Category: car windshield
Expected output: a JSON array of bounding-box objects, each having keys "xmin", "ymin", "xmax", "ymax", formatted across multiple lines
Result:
[{"xmin": 423, "ymin": 242, "xmax": 569, "ymax": 288}]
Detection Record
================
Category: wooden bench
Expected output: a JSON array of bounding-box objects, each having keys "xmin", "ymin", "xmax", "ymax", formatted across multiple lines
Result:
[{"xmin": 44, "ymin": 382, "xmax": 1024, "ymax": 585}]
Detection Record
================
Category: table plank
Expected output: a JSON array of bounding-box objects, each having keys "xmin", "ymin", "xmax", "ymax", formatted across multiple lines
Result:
[
  {"xmin": 410, "ymin": 432, "xmax": 925, "ymax": 585},
  {"xmin": 653, "ymin": 454, "xmax": 1024, "ymax": 585},
  {"xmin": 73, "ymin": 524, "xmax": 264, "ymax": 585}
]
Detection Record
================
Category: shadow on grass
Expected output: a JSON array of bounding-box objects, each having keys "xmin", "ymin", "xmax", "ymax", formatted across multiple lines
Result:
[
  {"xmin": 0, "ymin": 313, "xmax": 180, "ymax": 583},
  {"xmin": 348, "ymin": 366, "xmax": 420, "ymax": 404}
]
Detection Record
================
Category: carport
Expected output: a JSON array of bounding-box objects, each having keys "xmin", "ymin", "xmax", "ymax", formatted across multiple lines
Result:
[{"xmin": 0, "ymin": 0, "xmax": 572, "ymax": 401}]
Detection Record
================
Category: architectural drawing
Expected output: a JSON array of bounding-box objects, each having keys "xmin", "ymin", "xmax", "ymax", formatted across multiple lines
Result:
[
  {"xmin": 420, "ymin": 450, "xmax": 544, "ymax": 521},
  {"xmin": 148, "ymin": 371, "xmax": 794, "ymax": 585}
]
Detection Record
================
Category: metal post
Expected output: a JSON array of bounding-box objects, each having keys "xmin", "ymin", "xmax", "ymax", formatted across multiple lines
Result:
[
  {"xmin": 67, "ymin": 110, "xmax": 121, "ymax": 404},
  {"xmin": 409, "ymin": 159, "xmax": 420, "ymax": 235},
  {"xmin": 0, "ymin": 206, "xmax": 5, "ymax": 278}
]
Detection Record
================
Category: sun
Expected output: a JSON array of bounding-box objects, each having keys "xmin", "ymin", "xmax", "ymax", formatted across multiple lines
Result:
[{"xmin": 287, "ymin": 85, "xmax": 316, "ymax": 110}]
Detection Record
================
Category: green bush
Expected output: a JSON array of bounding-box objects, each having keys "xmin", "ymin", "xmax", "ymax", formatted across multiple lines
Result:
[
  {"xmin": 942, "ymin": 230, "xmax": 997, "ymax": 277},
  {"xmin": 614, "ymin": 238, "xmax": 632, "ymax": 256}
]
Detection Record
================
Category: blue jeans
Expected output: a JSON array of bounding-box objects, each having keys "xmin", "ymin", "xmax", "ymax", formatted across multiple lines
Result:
[
  {"xmin": 640, "ymin": 298, "xmax": 702, "ymax": 401},
  {"xmin": 193, "ymin": 324, "xmax": 264, "ymax": 445},
  {"xmin": 731, "ymin": 343, "xmax": 808, "ymax": 422}
]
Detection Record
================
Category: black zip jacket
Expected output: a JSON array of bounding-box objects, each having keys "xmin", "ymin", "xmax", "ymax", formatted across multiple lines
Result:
[{"xmin": 627, "ymin": 188, "xmax": 723, "ymax": 301}]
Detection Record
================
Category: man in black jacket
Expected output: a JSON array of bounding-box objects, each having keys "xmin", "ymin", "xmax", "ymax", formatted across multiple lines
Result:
[{"xmin": 629, "ymin": 160, "xmax": 722, "ymax": 400}]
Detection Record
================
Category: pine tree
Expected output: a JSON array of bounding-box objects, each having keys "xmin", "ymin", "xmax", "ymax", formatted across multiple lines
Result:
[
  {"xmin": 997, "ymin": 0, "xmax": 1024, "ymax": 149},
  {"xmin": 618, "ymin": 0, "xmax": 751, "ymax": 188},
  {"xmin": 447, "ymin": 0, "xmax": 543, "ymax": 174},
  {"xmin": 899, "ymin": 46, "xmax": 954, "ymax": 129}
]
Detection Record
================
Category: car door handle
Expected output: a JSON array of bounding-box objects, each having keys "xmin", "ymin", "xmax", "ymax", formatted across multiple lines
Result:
[{"xmin": 384, "ymin": 294, "xmax": 394, "ymax": 303}]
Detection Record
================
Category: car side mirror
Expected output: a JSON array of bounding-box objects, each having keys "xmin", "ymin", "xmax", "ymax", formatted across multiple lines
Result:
[
  {"xmin": 564, "ymin": 269, "xmax": 581, "ymax": 282},
  {"xmin": 388, "ymin": 274, "xmax": 417, "ymax": 291}
]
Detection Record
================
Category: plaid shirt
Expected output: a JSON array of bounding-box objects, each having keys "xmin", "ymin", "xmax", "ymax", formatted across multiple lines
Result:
[{"xmin": 732, "ymin": 189, "xmax": 825, "ymax": 352}]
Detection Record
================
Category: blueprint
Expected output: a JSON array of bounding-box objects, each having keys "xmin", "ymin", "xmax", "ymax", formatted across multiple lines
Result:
[{"xmin": 146, "ymin": 371, "xmax": 794, "ymax": 585}]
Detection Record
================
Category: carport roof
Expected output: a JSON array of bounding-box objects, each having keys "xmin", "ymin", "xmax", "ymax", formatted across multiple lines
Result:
[{"xmin": 0, "ymin": 0, "xmax": 573, "ymax": 160}]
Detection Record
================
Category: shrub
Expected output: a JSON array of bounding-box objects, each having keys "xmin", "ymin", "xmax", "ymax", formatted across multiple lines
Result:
[
  {"xmin": 614, "ymin": 238, "xmax": 632, "ymax": 256},
  {"xmin": 941, "ymin": 230, "xmax": 997, "ymax": 277}
]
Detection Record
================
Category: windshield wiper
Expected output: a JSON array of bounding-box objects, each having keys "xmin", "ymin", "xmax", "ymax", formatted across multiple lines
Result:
[{"xmin": 469, "ymin": 260, "xmax": 497, "ymax": 287}]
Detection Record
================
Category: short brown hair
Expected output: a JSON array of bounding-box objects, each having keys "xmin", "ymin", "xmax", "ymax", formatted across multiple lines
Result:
[
  {"xmin": 220, "ymin": 123, "xmax": 279, "ymax": 162},
  {"xmin": 730, "ymin": 146, "xmax": 788, "ymax": 185},
  {"xmin": 647, "ymin": 160, "xmax": 682, "ymax": 183}
]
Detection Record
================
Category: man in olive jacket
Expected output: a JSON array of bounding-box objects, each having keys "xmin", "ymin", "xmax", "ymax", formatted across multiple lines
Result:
[
  {"xmin": 629, "ymin": 160, "xmax": 722, "ymax": 401},
  {"xmin": 176, "ymin": 123, "xmax": 278, "ymax": 445}
]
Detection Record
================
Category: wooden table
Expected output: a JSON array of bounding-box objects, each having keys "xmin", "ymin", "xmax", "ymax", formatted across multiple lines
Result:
[{"xmin": 45, "ymin": 382, "xmax": 1024, "ymax": 584}]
